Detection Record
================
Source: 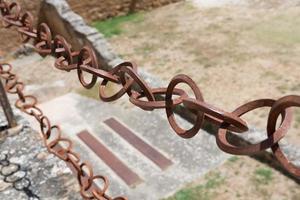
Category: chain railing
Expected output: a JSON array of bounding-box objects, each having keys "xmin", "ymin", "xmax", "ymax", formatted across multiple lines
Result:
[
  {"xmin": 0, "ymin": 62, "xmax": 126, "ymax": 200},
  {"xmin": 0, "ymin": 0, "xmax": 299, "ymax": 199}
]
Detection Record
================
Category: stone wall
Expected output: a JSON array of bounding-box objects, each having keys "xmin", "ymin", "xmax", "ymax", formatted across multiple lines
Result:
[
  {"xmin": 38, "ymin": 0, "xmax": 174, "ymax": 83},
  {"xmin": 38, "ymin": 0, "xmax": 121, "ymax": 70},
  {"xmin": 67, "ymin": 0, "xmax": 182, "ymax": 23}
]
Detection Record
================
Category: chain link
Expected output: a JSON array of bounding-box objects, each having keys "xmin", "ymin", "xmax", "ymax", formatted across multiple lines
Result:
[
  {"xmin": 0, "ymin": 1, "xmax": 299, "ymax": 198},
  {"xmin": 0, "ymin": 62, "xmax": 126, "ymax": 200}
]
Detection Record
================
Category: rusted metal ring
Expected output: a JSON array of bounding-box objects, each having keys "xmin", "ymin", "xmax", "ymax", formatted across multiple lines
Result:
[
  {"xmin": 35, "ymin": 23, "xmax": 52, "ymax": 55},
  {"xmin": 48, "ymin": 138, "xmax": 73, "ymax": 161},
  {"xmin": 6, "ymin": 2, "xmax": 20, "ymax": 19},
  {"xmin": 119, "ymin": 64, "xmax": 155, "ymax": 102},
  {"xmin": 78, "ymin": 162, "xmax": 94, "ymax": 191},
  {"xmin": 4, "ymin": 73, "xmax": 18, "ymax": 88},
  {"xmin": 130, "ymin": 87, "xmax": 188, "ymax": 111},
  {"xmin": 16, "ymin": 86, "xmax": 25, "ymax": 101},
  {"xmin": 216, "ymin": 99, "xmax": 292, "ymax": 155},
  {"xmin": 267, "ymin": 95, "xmax": 300, "ymax": 177},
  {"xmin": 40, "ymin": 116, "xmax": 51, "ymax": 139},
  {"xmin": 66, "ymin": 152, "xmax": 81, "ymax": 172},
  {"xmin": 18, "ymin": 12, "xmax": 35, "ymax": 43},
  {"xmin": 99, "ymin": 61, "xmax": 136, "ymax": 102},
  {"xmin": 0, "ymin": 1, "xmax": 9, "ymax": 16},
  {"xmin": 43, "ymin": 125, "xmax": 62, "ymax": 152},
  {"xmin": 165, "ymin": 74, "xmax": 205, "ymax": 138},
  {"xmin": 0, "ymin": 63, "xmax": 12, "ymax": 73},
  {"xmin": 2, "ymin": 2, "xmax": 21, "ymax": 28},
  {"xmin": 6, "ymin": 81, "xmax": 24, "ymax": 94},
  {"xmin": 54, "ymin": 35, "xmax": 73, "ymax": 70},
  {"xmin": 15, "ymin": 95, "xmax": 37, "ymax": 109},
  {"xmin": 77, "ymin": 46, "xmax": 98, "ymax": 89},
  {"xmin": 3, "ymin": 74, "xmax": 24, "ymax": 93},
  {"xmin": 183, "ymin": 98, "xmax": 248, "ymax": 133},
  {"xmin": 91, "ymin": 176, "xmax": 109, "ymax": 198},
  {"xmin": 24, "ymin": 106, "xmax": 43, "ymax": 120}
]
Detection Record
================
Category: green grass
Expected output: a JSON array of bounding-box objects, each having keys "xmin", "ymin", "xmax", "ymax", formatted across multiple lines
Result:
[
  {"xmin": 277, "ymin": 84, "xmax": 289, "ymax": 93},
  {"xmin": 92, "ymin": 13, "xmax": 144, "ymax": 37},
  {"xmin": 76, "ymin": 85, "xmax": 99, "ymax": 100},
  {"xmin": 164, "ymin": 172, "xmax": 225, "ymax": 200},
  {"xmin": 76, "ymin": 81, "xmax": 122, "ymax": 100},
  {"xmin": 253, "ymin": 168, "xmax": 273, "ymax": 185},
  {"xmin": 228, "ymin": 156, "xmax": 239, "ymax": 163},
  {"xmin": 252, "ymin": 10, "xmax": 300, "ymax": 47}
]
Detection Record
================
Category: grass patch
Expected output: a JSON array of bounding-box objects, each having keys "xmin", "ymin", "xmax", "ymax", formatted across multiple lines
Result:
[
  {"xmin": 253, "ymin": 168, "xmax": 273, "ymax": 185},
  {"xmin": 76, "ymin": 81, "xmax": 122, "ymax": 100},
  {"xmin": 252, "ymin": 9, "xmax": 300, "ymax": 47},
  {"xmin": 261, "ymin": 71, "xmax": 281, "ymax": 79},
  {"xmin": 276, "ymin": 84, "xmax": 289, "ymax": 93},
  {"xmin": 134, "ymin": 43, "xmax": 157, "ymax": 55},
  {"xmin": 164, "ymin": 172, "xmax": 225, "ymax": 200},
  {"xmin": 291, "ymin": 83, "xmax": 300, "ymax": 91},
  {"xmin": 76, "ymin": 85, "xmax": 99, "ymax": 100},
  {"xmin": 92, "ymin": 13, "xmax": 144, "ymax": 37},
  {"xmin": 228, "ymin": 156, "xmax": 239, "ymax": 163}
]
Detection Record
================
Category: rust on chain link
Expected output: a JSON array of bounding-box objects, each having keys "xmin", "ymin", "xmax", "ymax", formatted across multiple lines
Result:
[
  {"xmin": 0, "ymin": 0, "xmax": 299, "ymax": 198},
  {"xmin": 0, "ymin": 63, "xmax": 126, "ymax": 200}
]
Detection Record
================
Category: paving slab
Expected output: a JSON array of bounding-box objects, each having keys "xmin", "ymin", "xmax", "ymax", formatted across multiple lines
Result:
[{"xmin": 24, "ymin": 93, "xmax": 230, "ymax": 199}]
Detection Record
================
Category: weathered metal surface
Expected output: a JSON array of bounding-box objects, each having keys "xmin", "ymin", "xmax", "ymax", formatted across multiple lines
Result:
[
  {"xmin": 77, "ymin": 130, "xmax": 143, "ymax": 187},
  {"xmin": 0, "ymin": 62, "xmax": 126, "ymax": 200},
  {"xmin": 104, "ymin": 117, "xmax": 173, "ymax": 170}
]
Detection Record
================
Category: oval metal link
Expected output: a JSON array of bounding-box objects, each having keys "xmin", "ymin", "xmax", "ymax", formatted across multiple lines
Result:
[
  {"xmin": 77, "ymin": 46, "xmax": 99, "ymax": 89},
  {"xmin": 99, "ymin": 61, "xmax": 136, "ymax": 102},
  {"xmin": 53, "ymin": 35, "xmax": 75, "ymax": 71},
  {"xmin": 183, "ymin": 98, "xmax": 248, "ymax": 133},
  {"xmin": 35, "ymin": 23, "xmax": 52, "ymax": 55},
  {"xmin": 267, "ymin": 95, "xmax": 300, "ymax": 177},
  {"xmin": 130, "ymin": 87, "xmax": 188, "ymax": 111},
  {"xmin": 119, "ymin": 65, "xmax": 155, "ymax": 103},
  {"xmin": 15, "ymin": 95, "xmax": 37, "ymax": 109},
  {"xmin": 165, "ymin": 74, "xmax": 205, "ymax": 138},
  {"xmin": 216, "ymin": 99, "xmax": 292, "ymax": 155},
  {"xmin": 2, "ymin": 2, "xmax": 21, "ymax": 28},
  {"xmin": 17, "ymin": 11, "xmax": 36, "ymax": 43}
]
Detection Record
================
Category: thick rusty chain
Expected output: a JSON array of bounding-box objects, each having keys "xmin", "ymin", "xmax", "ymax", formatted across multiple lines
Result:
[
  {"xmin": 0, "ymin": 62, "xmax": 126, "ymax": 200},
  {"xmin": 0, "ymin": 0, "xmax": 299, "ymax": 197}
]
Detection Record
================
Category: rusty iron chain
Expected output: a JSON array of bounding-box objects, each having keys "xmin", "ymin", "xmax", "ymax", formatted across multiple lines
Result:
[
  {"xmin": 0, "ymin": 62, "xmax": 126, "ymax": 200},
  {"xmin": 0, "ymin": 0, "xmax": 299, "ymax": 198}
]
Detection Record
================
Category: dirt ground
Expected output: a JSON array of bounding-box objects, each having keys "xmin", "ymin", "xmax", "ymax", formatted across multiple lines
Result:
[
  {"xmin": 164, "ymin": 156, "xmax": 300, "ymax": 200},
  {"xmin": 105, "ymin": 0, "xmax": 300, "ymax": 145},
  {"xmin": 94, "ymin": 2, "xmax": 300, "ymax": 198}
]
